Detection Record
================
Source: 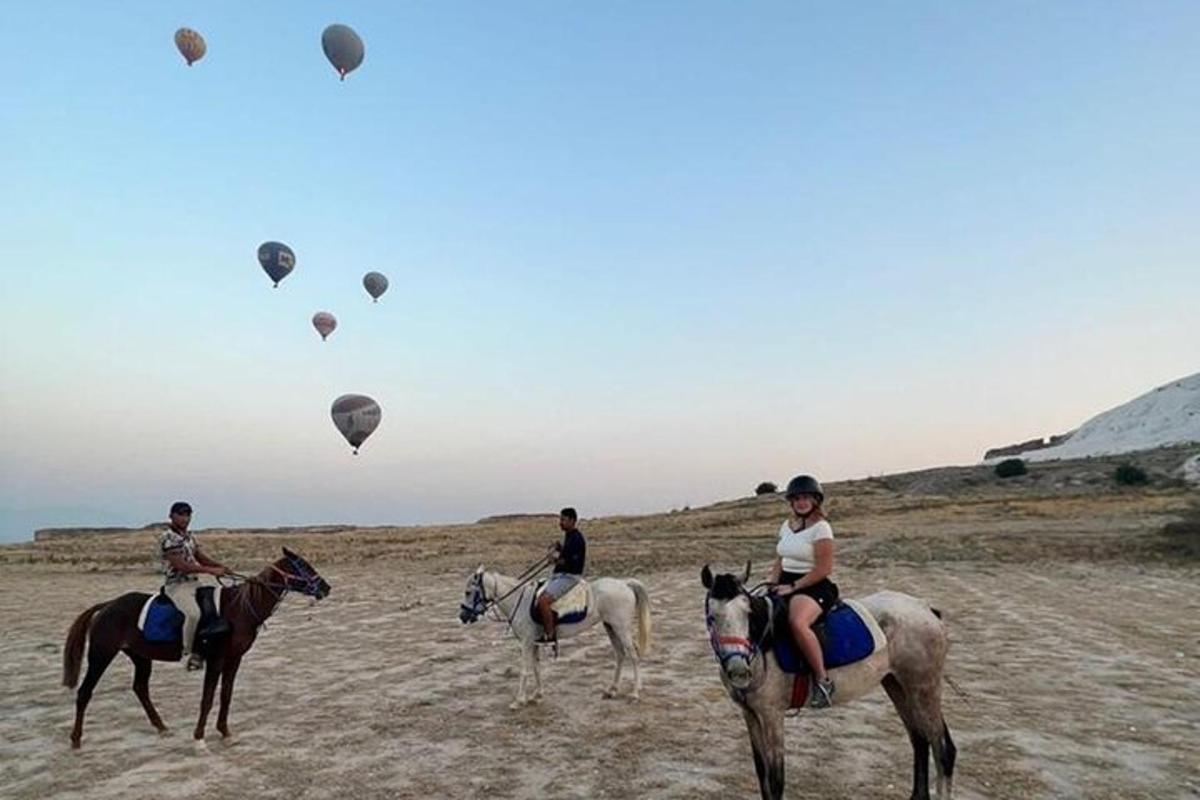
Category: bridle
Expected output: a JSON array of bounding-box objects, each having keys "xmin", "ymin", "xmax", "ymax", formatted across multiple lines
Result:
[
  {"xmin": 705, "ymin": 582, "xmax": 774, "ymax": 678},
  {"xmin": 459, "ymin": 553, "xmax": 554, "ymax": 626},
  {"xmin": 224, "ymin": 555, "xmax": 326, "ymax": 629}
]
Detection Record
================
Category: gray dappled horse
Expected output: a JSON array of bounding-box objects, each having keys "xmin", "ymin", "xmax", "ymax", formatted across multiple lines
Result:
[
  {"xmin": 702, "ymin": 563, "xmax": 956, "ymax": 800},
  {"xmin": 460, "ymin": 566, "xmax": 651, "ymax": 709}
]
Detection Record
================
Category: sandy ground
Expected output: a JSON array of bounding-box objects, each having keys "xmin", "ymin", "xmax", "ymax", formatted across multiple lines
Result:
[{"xmin": 2, "ymin": 554, "xmax": 1198, "ymax": 799}]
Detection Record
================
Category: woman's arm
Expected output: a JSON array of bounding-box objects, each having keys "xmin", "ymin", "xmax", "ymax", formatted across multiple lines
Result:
[{"xmin": 790, "ymin": 539, "xmax": 833, "ymax": 590}]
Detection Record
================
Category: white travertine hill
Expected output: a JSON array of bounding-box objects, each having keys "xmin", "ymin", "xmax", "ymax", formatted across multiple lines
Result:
[{"xmin": 1020, "ymin": 372, "xmax": 1200, "ymax": 462}]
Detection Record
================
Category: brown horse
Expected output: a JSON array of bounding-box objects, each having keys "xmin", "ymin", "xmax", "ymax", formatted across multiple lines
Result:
[{"xmin": 62, "ymin": 547, "xmax": 329, "ymax": 748}]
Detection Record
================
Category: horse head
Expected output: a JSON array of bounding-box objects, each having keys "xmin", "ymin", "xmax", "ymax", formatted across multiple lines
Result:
[
  {"xmin": 275, "ymin": 547, "xmax": 330, "ymax": 600},
  {"xmin": 701, "ymin": 562, "xmax": 769, "ymax": 690},
  {"xmin": 459, "ymin": 565, "xmax": 486, "ymax": 624}
]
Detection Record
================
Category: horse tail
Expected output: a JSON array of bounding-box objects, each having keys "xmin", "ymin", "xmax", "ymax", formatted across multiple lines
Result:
[
  {"xmin": 63, "ymin": 602, "xmax": 107, "ymax": 688},
  {"xmin": 626, "ymin": 579, "xmax": 652, "ymax": 656}
]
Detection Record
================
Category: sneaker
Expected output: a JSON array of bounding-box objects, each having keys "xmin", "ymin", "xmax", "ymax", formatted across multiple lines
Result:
[
  {"xmin": 186, "ymin": 653, "xmax": 205, "ymax": 671},
  {"xmin": 811, "ymin": 677, "xmax": 835, "ymax": 709}
]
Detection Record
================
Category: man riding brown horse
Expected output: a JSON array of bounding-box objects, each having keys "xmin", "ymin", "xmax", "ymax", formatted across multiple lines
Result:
[{"xmin": 159, "ymin": 501, "xmax": 234, "ymax": 670}]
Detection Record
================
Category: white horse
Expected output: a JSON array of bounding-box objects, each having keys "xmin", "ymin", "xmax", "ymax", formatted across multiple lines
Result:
[
  {"xmin": 459, "ymin": 566, "xmax": 652, "ymax": 709},
  {"xmin": 703, "ymin": 563, "xmax": 957, "ymax": 800}
]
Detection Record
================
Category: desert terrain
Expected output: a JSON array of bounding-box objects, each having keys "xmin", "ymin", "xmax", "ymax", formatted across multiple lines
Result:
[{"xmin": 2, "ymin": 447, "xmax": 1198, "ymax": 799}]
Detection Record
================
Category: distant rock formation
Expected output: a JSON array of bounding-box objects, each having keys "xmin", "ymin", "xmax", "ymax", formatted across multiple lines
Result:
[{"xmin": 984, "ymin": 433, "xmax": 1073, "ymax": 461}]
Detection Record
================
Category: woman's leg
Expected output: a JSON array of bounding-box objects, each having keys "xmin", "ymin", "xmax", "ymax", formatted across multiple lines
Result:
[{"xmin": 787, "ymin": 595, "xmax": 827, "ymax": 681}]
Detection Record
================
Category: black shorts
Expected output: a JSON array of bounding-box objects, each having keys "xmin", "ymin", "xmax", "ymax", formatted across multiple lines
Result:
[{"xmin": 778, "ymin": 571, "xmax": 839, "ymax": 613}]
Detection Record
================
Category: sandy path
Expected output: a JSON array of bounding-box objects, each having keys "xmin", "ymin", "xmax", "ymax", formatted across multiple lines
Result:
[{"xmin": 2, "ymin": 561, "xmax": 1198, "ymax": 799}]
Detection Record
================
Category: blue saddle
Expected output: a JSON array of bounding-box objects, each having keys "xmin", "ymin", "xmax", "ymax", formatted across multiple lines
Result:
[
  {"xmin": 140, "ymin": 586, "xmax": 229, "ymax": 645},
  {"xmin": 771, "ymin": 598, "xmax": 877, "ymax": 674},
  {"xmin": 143, "ymin": 595, "xmax": 185, "ymax": 643}
]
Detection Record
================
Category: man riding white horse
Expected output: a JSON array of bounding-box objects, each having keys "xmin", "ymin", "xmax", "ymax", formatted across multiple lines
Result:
[{"xmin": 534, "ymin": 507, "xmax": 586, "ymax": 654}]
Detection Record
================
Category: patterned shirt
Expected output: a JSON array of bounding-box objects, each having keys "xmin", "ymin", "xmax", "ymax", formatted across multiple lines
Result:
[{"xmin": 159, "ymin": 528, "xmax": 199, "ymax": 584}]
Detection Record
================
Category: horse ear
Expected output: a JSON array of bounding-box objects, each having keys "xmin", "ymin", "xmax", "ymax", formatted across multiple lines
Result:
[
  {"xmin": 475, "ymin": 563, "xmax": 484, "ymax": 575},
  {"xmin": 742, "ymin": 560, "xmax": 752, "ymax": 584},
  {"xmin": 701, "ymin": 564, "xmax": 713, "ymax": 589},
  {"xmin": 282, "ymin": 547, "xmax": 297, "ymax": 560}
]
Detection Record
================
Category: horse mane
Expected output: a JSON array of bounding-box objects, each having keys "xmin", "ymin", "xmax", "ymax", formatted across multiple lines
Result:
[{"xmin": 747, "ymin": 593, "xmax": 772, "ymax": 651}]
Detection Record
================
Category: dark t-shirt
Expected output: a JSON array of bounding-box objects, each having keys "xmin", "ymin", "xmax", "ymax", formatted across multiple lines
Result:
[{"xmin": 557, "ymin": 528, "xmax": 586, "ymax": 576}]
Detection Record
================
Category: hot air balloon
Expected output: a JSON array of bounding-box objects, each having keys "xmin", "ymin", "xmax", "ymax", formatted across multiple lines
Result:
[
  {"xmin": 321, "ymin": 24, "xmax": 365, "ymax": 81},
  {"xmin": 312, "ymin": 312, "xmax": 337, "ymax": 341},
  {"xmin": 362, "ymin": 271, "xmax": 388, "ymax": 302},
  {"xmin": 331, "ymin": 394, "xmax": 381, "ymax": 454},
  {"xmin": 174, "ymin": 28, "xmax": 207, "ymax": 66},
  {"xmin": 257, "ymin": 242, "xmax": 295, "ymax": 287}
]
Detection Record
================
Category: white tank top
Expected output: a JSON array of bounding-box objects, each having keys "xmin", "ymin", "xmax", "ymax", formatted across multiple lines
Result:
[{"xmin": 776, "ymin": 519, "xmax": 833, "ymax": 573}]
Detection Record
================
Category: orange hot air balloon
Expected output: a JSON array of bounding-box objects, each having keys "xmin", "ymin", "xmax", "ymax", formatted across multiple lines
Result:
[{"xmin": 174, "ymin": 28, "xmax": 207, "ymax": 66}]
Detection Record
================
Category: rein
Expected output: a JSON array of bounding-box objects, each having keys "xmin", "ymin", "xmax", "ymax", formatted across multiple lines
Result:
[
  {"xmin": 464, "ymin": 551, "xmax": 555, "ymax": 625},
  {"xmin": 222, "ymin": 561, "xmax": 321, "ymax": 630}
]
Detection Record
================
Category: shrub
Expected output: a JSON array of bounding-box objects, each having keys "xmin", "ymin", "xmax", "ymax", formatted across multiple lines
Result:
[
  {"xmin": 755, "ymin": 481, "xmax": 778, "ymax": 496},
  {"xmin": 994, "ymin": 458, "xmax": 1027, "ymax": 478},
  {"xmin": 1114, "ymin": 464, "xmax": 1149, "ymax": 486}
]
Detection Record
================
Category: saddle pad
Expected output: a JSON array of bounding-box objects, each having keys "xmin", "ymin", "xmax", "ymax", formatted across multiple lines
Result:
[
  {"xmin": 773, "ymin": 598, "xmax": 886, "ymax": 674},
  {"xmin": 530, "ymin": 579, "xmax": 590, "ymax": 626}
]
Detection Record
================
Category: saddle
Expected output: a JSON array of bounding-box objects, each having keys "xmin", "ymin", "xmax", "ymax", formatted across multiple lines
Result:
[
  {"xmin": 769, "ymin": 596, "xmax": 887, "ymax": 675},
  {"xmin": 138, "ymin": 585, "xmax": 231, "ymax": 653},
  {"xmin": 528, "ymin": 578, "xmax": 590, "ymax": 627}
]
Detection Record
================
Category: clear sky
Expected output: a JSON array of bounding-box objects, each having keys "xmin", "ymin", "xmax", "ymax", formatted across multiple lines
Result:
[{"xmin": 1, "ymin": 2, "xmax": 1196, "ymax": 541}]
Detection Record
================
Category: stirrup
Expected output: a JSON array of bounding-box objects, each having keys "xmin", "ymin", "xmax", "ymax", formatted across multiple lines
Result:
[
  {"xmin": 185, "ymin": 653, "xmax": 205, "ymax": 671},
  {"xmin": 811, "ymin": 677, "xmax": 835, "ymax": 709}
]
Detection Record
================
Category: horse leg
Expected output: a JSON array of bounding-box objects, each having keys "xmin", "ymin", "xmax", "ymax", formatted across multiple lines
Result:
[
  {"xmin": 601, "ymin": 622, "xmax": 624, "ymax": 699},
  {"xmin": 741, "ymin": 708, "xmax": 772, "ymax": 800},
  {"xmin": 883, "ymin": 674, "xmax": 932, "ymax": 800},
  {"xmin": 193, "ymin": 657, "xmax": 221, "ymax": 741},
  {"xmin": 617, "ymin": 624, "xmax": 641, "ymax": 701},
  {"xmin": 70, "ymin": 641, "xmax": 119, "ymax": 749},
  {"xmin": 530, "ymin": 646, "xmax": 544, "ymax": 703},
  {"xmin": 935, "ymin": 719, "xmax": 957, "ymax": 799},
  {"xmin": 128, "ymin": 653, "xmax": 168, "ymax": 734},
  {"xmin": 216, "ymin": 654, "xmax": 243, "ymax": 739},
  {"xmin": 510, "ymin": 643, "xmax": 533, "ymax": 710},
  {"xmin": 759, "ymin": 708, "xmax": 786, "ymax": 800}
]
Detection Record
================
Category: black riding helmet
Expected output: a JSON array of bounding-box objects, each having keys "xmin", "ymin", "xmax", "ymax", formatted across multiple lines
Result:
[{"xmin": 784, "ymin": 475, "xmax": 824, "ymax": 504}]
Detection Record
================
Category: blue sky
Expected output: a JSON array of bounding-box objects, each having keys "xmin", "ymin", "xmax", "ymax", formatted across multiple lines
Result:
[{"xmin": 1, "ymin": 2, "xmax": 1196, "ymax": 541}]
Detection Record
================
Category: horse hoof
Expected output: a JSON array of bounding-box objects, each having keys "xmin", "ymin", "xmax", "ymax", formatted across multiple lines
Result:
[
  {"xmin": 70, "ymin": 739, "xmax": 81, "ymax": 751},
  {"xmin": 221, "ymin": 733, "xmax": 239, "ymax": 746},
  {"xmin": 509, "ymin": 700, "xmax": 524, "ymax": 711},
  {"xmin": 157, "ymin": 727, "xmax": 172, "ymax": 738},
  {"xmin": 602, "ymin": 689, "xmax": 617, "ymax": 699},
  {"xmin": 192, "ymin": 739, "xmax": 210, "ymax": 756},
  {"xmin": 629, "ymin": 693, "xmax": 641, "ymax": 703}
]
